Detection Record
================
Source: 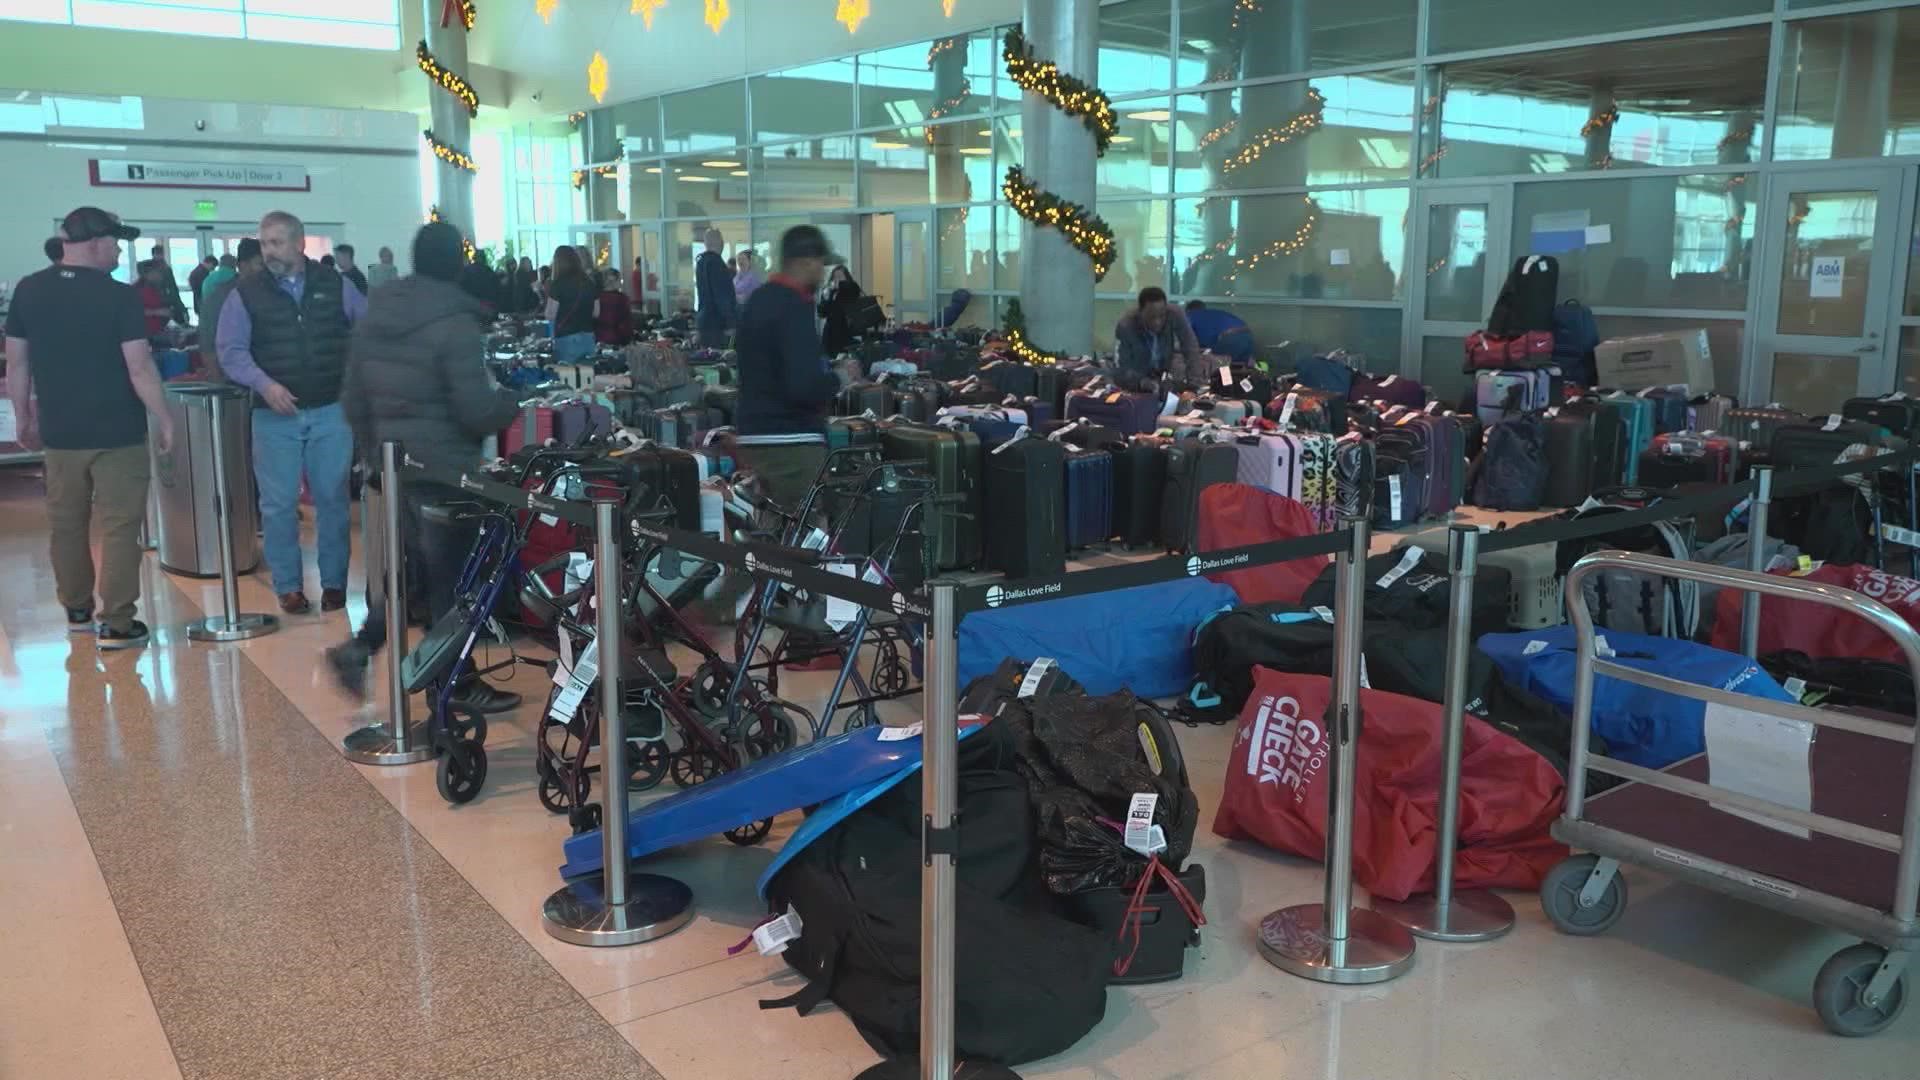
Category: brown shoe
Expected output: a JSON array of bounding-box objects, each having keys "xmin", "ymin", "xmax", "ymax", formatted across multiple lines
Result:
[
  {"xmin": 278, "ymin": 591, "xmax": 312, "ymax": 614},
  {"xmin": 321, "ymin": 588, "xmax": 347, "ymax": 612}
]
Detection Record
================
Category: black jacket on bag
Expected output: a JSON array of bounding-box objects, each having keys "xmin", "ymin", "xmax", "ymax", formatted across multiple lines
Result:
[
  {"xmin": 342, "ymin": 275, "xmax": 522, "ymax": 476},
  {"xmin": 734, "ymin": 274, "xmax": 842, "ymax": 444}
]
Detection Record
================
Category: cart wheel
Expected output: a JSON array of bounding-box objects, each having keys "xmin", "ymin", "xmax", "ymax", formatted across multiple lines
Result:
[
  {"xmin": 1814, "ymin": 943, "xmax": 1908, "ymax": 1037},
  {"xmin": 568, "ymin": 801, "xmax": 602, "ymax": 836},
  {"xmin": 448, "ymin": 704, "xmax": 488, "ymax": 746},
  {"xmin": 870, "ymin": 647, "xmax": 909, "ymax": 695},
  {"xmin": 725, "ymin": 817, "xmax": 773, "ymax": 846},
  {"xmin": 736, "ymin": 701, "xmax": 801, "ymax": 761},
  {"xmin": 436, "ymin": 739, "xmax": 488, "ymax": 804},
  {"xmin": 670, "ymin": 747, "xmax": 722, "ymax": 789},
  {"xmin": 628, "ymin": 739, "xmax": 671, "ymax": 792},
  {"xmin": 536, "ymin": 771, "xmax": 581, "ymax": 815},
  {"xmin": 1539, "ymin": 855, "xmax": 1628, "ymax": 936}
]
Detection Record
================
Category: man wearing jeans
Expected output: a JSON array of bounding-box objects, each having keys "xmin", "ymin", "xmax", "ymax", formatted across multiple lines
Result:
[
  {"xmin": 217, "ymin": 210, "xmax": 366, "ymax": 614},
  {"xmin": 5, "ymin": 207, "xmax": 176, "ymax": 648}
]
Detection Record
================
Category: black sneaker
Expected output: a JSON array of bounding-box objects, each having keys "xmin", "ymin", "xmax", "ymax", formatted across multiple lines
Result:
[
  {"xmin": 66, "ymin": 606, "xmax": 95, "ymax": 633},
  {"xmin": 449, "ymin": 681, "xmax": 523, "ymax": 715},
  {"xmin": 325, "ymin": 640, "xmax": 372, "ymax": 701},
  {"xmin": 96, "ymin": 620, "xmax": 150, "ymax": 650}
]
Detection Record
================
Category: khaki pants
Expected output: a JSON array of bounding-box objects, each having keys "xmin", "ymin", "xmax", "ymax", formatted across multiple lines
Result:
[{"xmin": 44, "ymin": 444, "xmax": 152, "ymax": 630}]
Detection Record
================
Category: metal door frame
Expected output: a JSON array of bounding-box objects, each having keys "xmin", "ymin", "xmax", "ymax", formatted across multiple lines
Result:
[
  {"xmin": 892, "ymin": 207, "xmax": 935, "ymax": 324},
  {"xmin": 1402, "ymin": 184, "xmax": 1513, "ymax": 379}
]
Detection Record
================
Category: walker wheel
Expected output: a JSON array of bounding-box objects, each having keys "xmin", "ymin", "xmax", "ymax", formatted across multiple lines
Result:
[
  {"xmin": 1539, "ymin": 854, "xmax": 1628, "ymax": 936},
  {"xmin": 538, "ymin": 768, "xmax": 585, "ymax": 814},
  {"xmin": 449, "ymin": 705, "xmax": 488, "ymax": 746},
  {"xmin": 628, "ymin": 739, "xmax": 671, "ymax": 792},
  {"xmin": 871, "ymin": 647, "xmax": 910, "ymax": 695},
  {"xmin": 1814, "ymin": 943, "xmax": 1908, "ymax": 1037},
  {"xmin": 736, "ymin": 701, "xmax": 802, "ymax": 761},
  {"xmin": 669, "ymin": 747, "xmax": 723, "ymax": 789},
  {"xmin": 726, "ymin": 818, "xmax": 773, "ymax": 846},
  {"xmin": 436, "ymin": 738, "xmax": 488, "ymax": 804},
  {"xmin": 685, "ymin": 661, "xmax": 732, "ymax": 719}
]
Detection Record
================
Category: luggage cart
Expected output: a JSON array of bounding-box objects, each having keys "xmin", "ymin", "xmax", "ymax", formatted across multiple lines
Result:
[{"xmin": 1545, "ymin": 551, "xmax": 1920, "ymax": 1036}]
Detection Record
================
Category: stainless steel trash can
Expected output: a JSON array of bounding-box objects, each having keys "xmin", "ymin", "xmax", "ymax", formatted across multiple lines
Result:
[{"xmin": 153, "ymin": 382, "xmax": 259, "ymax": 577}]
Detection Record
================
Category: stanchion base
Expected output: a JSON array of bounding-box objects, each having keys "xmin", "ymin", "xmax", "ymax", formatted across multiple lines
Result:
[
  {"xmin": 341, "ymin": 722, "xmax": 435, "ymax": 765},
  {"xmin": 853, "ymin": 1059, "xmax": 1022, "ymax": 1079},
  {"xmin": 1257, "ymin": 904, "xmax": 1416, "ymax": 985},
  {"xmin": 542, "ymin": 871, "xmax": 694, "ymax": 947},
  {"xmin": 1372, "ymin": 889, "xmax": 1516, "ymax": 943},
  {"xmin": 184, "ymin": 613, "xmax": 279, "ymax": 642}
]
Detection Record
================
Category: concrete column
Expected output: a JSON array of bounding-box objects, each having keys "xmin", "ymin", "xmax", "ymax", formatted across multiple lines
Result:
[
  {"xmin": 1018, "ymin": 0, "xmax": 1097, "ymax": 356},
  {"xmin": 423, "ymin": 0, "xmax": 475, "ymax": 239}
]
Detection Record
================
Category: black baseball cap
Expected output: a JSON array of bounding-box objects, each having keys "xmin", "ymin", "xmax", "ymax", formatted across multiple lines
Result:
[
  {"xmin": 779, "ymin": 224, "xmax": 842, "ymax": 264},
  {"xmin": 60, "ymin": 207, "xmax": 140, "ymax": 243}
]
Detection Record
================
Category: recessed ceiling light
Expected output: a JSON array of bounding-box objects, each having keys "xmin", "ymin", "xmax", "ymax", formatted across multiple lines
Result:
[
  {"xmin": 644, "ymin": 166, "xmax": 662, "ymax": 173},
  {"xmin": 957, "ymin": 147, "xmax": 990, "ymax": 155},
  {"xmin": 679, "ymin": 174, "xmax": 716, "ymax": 182},
  {"xmin": 977, "ymin": 128, "xmax": 991, "ymax": 136},
  {"xmin": 701, "ymin": 159, "xmax": 740, "ymax": 167},
  {"xmin": 1126, "ymin": 109, "xmax": 1170, "ymax": 121},
  {"xmin": 1110, "ymin": 135, "xmax": 1135, "ymax": 143},
  {"xmin": 730, "ymin": 169, "xmax": 749, "ymax": 176},
  {"xmin": 872, "ymin": 140, "xmax": 910, "ymax": 150}
]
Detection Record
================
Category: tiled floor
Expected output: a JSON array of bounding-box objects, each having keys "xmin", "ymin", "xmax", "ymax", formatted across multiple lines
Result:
[{"xmin": 1, "ymin": 466, "xmax": 1916, "ymax": 1080}]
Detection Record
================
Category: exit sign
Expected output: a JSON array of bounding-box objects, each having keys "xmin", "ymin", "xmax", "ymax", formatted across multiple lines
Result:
[{"xmin": 194, "ymin": 199, "xmax": 218, "ymax": 221}]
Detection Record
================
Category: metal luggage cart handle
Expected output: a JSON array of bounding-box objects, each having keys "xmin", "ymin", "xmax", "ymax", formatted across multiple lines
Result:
[{"xmin": 1563, "ymin": 550, "xmax": 1920, "ymax": 928}]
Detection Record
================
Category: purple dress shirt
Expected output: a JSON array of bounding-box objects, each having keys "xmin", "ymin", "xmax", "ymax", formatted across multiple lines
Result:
[{"xmin": 215, "ymin": 267, "xmax": 366, "ymax": 394}]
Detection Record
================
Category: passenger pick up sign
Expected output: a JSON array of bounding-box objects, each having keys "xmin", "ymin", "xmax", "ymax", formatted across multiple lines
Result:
[{"xmin": 91, "ymin": 158, "xmax": 312, "ymax": 192}]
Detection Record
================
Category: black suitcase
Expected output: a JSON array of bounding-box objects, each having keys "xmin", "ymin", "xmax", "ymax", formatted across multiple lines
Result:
[
  {"xmin": 1033, "ymin": 365, "xmax": 1067, "ymax": 411},
  {"xmin": 892, "ymin": 378, "xmax": 944, "ymax": 423},
  {"xmin": 982, "ymin": 436, "xmax": 1066, "ymax": 578},
  {"xmin": 1726, "ymin": 406, "xmax": 1806, "ymax": 449},
  {"xmin": 1842, "ymin": 394, "xmax": 1920, "ymax": 441},
  {"xmin": 1770, "ymin": 419, "xmax": 1892, "ymax": 468},
  {"xmin": 1559, "ymin": 398, "xmax": 1628, "ymax": 492},
  {"xmin": 839, "ymin": 381, "xmax": 894, "ymax": 417},
  {"xmin": 979, "ymin": 360, "xmax": 1039, "ymax": 400},
  {"xmin": 944, "ymin": 377, "xmax": 1003, "ymax": 407},
  {"xmin": 1157, "ymin": 439, "xmax": 1237, "ymax": 553},
  {"xmin": 1542, "ymin": 409, "xmax": 1594, "ymax": 507},
  {"xmin": 1107, "ymin": 439, "xmax": 1168, "ymax": 548},
  {"xmin": 928, "ymin": 343, "xmax": 975, "ymax": 381},
  {"xmin": 878, "ymin": 421, "xmax": 983, "ymax": 570}
]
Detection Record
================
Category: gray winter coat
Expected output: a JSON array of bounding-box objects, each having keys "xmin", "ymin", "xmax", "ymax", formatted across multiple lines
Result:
[{"xmin": 342, "ymin": 274, "xmax": 521, "ymax": 477}]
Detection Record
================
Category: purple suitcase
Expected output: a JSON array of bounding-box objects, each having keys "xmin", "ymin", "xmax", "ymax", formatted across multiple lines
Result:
[
  {"xmin": 1064, "ymin": 388, "xmax": 1164, "ymax": 435},
  {"xmin": 1352, "ymin": 373, "xmax": 1427, "ymax": 411}
]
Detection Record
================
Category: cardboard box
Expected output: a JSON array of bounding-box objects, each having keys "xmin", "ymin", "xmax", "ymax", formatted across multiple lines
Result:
[{"xmin": 1595, "ymin": 329, "xmax": 1714, "ymax": 391}]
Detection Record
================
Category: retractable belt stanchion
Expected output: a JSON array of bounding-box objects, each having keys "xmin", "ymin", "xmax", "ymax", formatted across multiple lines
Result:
[
  {"xmin": 1258, "ymin": 516, "xmax": 1417, "ymax": 984},
  {"xmin": 184, "ymin": 390, "xmax": 279, "ymax": 642},
  {"xmin": 1374, "ymin": 526, "xmax": 1516, "ymax": 942},
  {"xmin": 543, "ymin": 494, "xmax": 695, "ymax": 947},
  {"xmin": 343, "ymin": 442, "xmax": 433, "ymax": 764},
  {"xmin": 1740, "ymin": 465, "xmax": 1774, "ymax": 659},
  {"xmin": 857, "ymin": 581, "xmax": 1017, "ymax": 1080}
]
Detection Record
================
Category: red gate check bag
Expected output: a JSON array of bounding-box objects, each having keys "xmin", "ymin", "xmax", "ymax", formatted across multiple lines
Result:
[
  {"xmin": 1213, "ymin": 668, "xmax": 1566, "ymax": 901},
  {"xmin": 1708, "ymin": 563, "xmax": 1920, "ymax": 664}
]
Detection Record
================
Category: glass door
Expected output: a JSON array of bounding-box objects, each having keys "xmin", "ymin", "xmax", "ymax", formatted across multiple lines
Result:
[
  {"xmin": 1405, "ymin": 186, "xmax": 1511, "ymax": 406},
  {"xmin": 893, "ymin": 209, "xmax": 934, "ymax": 326},
  {"xmin": 1753, "ymin": 167, "xmax": 1905, "ymax": 412}
]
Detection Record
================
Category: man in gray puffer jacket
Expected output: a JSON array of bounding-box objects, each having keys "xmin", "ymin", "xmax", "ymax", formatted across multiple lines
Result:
[{"xmin": 325, "ymin": 222, "xmax": 523, "ymax": 708}]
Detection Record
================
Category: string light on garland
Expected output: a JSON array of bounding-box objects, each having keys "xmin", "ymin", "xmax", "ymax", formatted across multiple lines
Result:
[
  {"xmin": 1219, "ymin": 87, "xmax": 1324, "ymax": 172},
  {"xmin": 1579, "ymin": 105, "xmax": 1619, "ymax": 139},
  {"xmin": 424, "ymin": 129, "xmax": 476, "ymax": 172},
  {"xmin": 426, "ymin": 207, "xmax": 475, "ymax": 261},
  {"xmin": 439, "ymin": 0, "xmax": 476, "ymax": 29},
  {"xmin": 1006, "ymin": 327, "xmax": 1074, "ymax": 366},
  {"xmin": 587, "ymin": 50, "xmax": 609, "ymax": 103},
  {"xmin": 1229, "ymin": 0, "xmax": 1261, "ymax": 32},
  {"xmin": 926, "ymin": 35, "xmax": 961, "ymax": 64},
  {"xmin": 925, "ymin": 79, "xmax": 973, "ymax": 142},
  {"xmin": 704, "ymin": 0, "xmax": 728, "ymax": 32},
  {"xmin": 1418, "ymin": 142, "xmax": 1450, "ymax": 175},
  {"xmin": 632, "ymin": 0, "xmax": 665, "ymax": 28},
  {"xmin": 566, "ymin": 110, "xmax": 586, "ymax": 126},
  {"xmin": 1221, "ymin": 198, "xmax": 1319, "ymax": 293},
  {"xmin": 1002, "ymin": 166, "xmax": 1115, "ymax": 281},
  {"xmin": 417, "ymin": 41, "xmax": 479, "ymax": 117},
  {"xmin": 1003, "ymin": 26, "xmax": 1117, "ymax": 155},
  {"xmin": 571, "ymin": 163, "xmax": 619, "ymax": 189},
  {"xmin": 836, "ymin": 0, "xmax": 869, "ymax": 32},
  {"xmin": 1196, "ymin": 118, "xmax": 1236, "ymax": 151}
]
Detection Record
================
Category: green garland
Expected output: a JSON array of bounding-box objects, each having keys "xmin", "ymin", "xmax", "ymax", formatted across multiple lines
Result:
[
  {"xmin": 1002, "ymin": 166, "xmax": 1115, "ymax": 282},
  {"xmin": 1002, "ymin": 26, "xmax": 1117, "ymax": 155}
]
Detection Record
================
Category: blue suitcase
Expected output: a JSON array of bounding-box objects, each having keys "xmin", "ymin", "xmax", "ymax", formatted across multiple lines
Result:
[
  {"xmin": 1635, "ymin": 386, "xmax": 1691, "ymax": 434},
  {"xmin": 1065, "ymin": 388, "xmax": 1164, "ymax": 435},
  {"xmin": 1063, "ymin": 447, "xmax": 1114, "ymax": 549}
]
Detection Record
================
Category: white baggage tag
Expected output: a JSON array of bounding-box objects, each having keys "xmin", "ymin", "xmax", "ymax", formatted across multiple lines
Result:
[
  {"xmin": 1359, "ymin": 653, "xmax": 1371, "ymax": 689},
  {"xmin": 753, "ymin": 908, "xmax": 805, "ymax": 956},
  {"xmin": 1218, "ymin": 365, "xmax": 1233, "ymax": 387},
  {"xmin": 1822, "ymin": 414, "xmax": 1842, "ymax": 432},
  {"xmin": 1312, "ymin": 606, "xmax": 1335, "ymax": 622},
  {"xmin": 1380, "ymin": 375, "xmax": 1399, "ymax": 387},
  {"xmin": 1387, "ymin": 474, "xmax": 1403, "ymax": 520},
  {"xmin": 547, "ymin": 637, "xmax": 599, "ymax": 720},
  {"xmin": 1522, "ymin": 639, "xmax": 1549, "ymax": 656},
  {"xmin": 1425, "ymin": 400, "xmax": 1441, "ymax": 414},
  {"xmin": 1240, "ymin": 377, "xmax": 1253, "ymax": 393},
  {"xmin": 1017, "ymin": 657, "xmax": 1056, "ymax": 698},
  {"xmin": 1375, "ymin": 545, "xmax": 1423, "ymax": 588},
  {"xmin": 1277, "ymin": 393, "xmax": 1298, "ymax": 428},
  {"xmin": 876, "ymin": 722, "xmax": 923, "ymax": 742},
  {"xmin": 1124, "ymin": 793, "xmax": 1160, "ymax": 856}
]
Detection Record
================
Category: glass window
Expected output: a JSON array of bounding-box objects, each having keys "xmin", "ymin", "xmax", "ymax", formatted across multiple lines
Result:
[
  {"xmin": 1096, "ymin": 200, "xmax": 1173, "ymax": 296},
  {"xmin": 995, "ymin": 204, "xmax": 1022, "ymax": 292},
  {"xmin": 938, "ymin": 207, "xmax": 995, "ymax": 291},
  {"xmin": 1775, "ymin": 187, "xmax": 1878, "ymax": 337},
  {"xmin": 1099, "ymin": 0, "xmax": 1174, "ymax": 96},
  {"xmin": 580, "ymin": 164, "xmax": 625, "ymax": 222},
  {"xmin": 1173, "ymin": 188, "xmax": 1408, "ymax": 301},
  {"xmin": 629, "ymin": 161, "xmax": 666, "ymax": 219},
  {"xmin": 1235, "ymin": 304, "xmax": 1402, "ymax": 367},
  {"xmin": 753, "ymin": 138, "xmax": 856, "ymax": 214},
  {"xmin": 663, "ymin": 154, "xmax": 749, "ymax": 220},
  {"xmin": 665, "ymin": 221, "xmax": 747, "ymax": 314},
  {"xmin": 1175, "ymin": 71, "xmax": 1416, "ymax": 192},
  {"xmin": 1775, "ymin": 9, "xmax": 1920, "ymax": 161},
  {"xmin": 1104, "ymin": 97, "xmax": 1172, "ymax": 196},
  {"xmin": 939, "ymin": 290, "xmax": 992, "ymax": 328},
  {"xmin": 1425, "ymin": 0, "xmax": 1767, "ymax": 56},
  {"xmin": 581, "ymin": 112, "xmax": 622, "ymax": 167},
  {"xmin": 1597, "ymin": 315, "xmax": 1745, "ymax": 401},
  {"xmin": 1511, "ymin": 173, "xmax": 1756, "ymax": 311},
  {"xmin": 750, "ymin": 216, "xmax": 810, "ymax": 266},
  {"xmin": 1424, "ymin": 203, "xmax": 1490, "ymax": 323},
  {"xmin": 663, "ymin": 82, "xmax": 747, "ymax": 152},
  {"xmin": 751, "ymin": 61, "xmax": 855, "ymax": 141},
  {"xmin": 23, "ymin": 0, "xmax": 403, "ymax": 49},
  {"xmin": 1422, "ymin": 27, "xmax": 1769, "ymax": 179},
  {"xmin": 1175, "ymin": 0, "xmax": 1416, "ymax": 87},
  {"xmin": 605, "ymin": 98, "xmax": 662, "ymax": 157},
  {"xmin": 863, "ymin": 123, "xmax": 994, "ymax": 207},
  {"xmin": 1420, "ymin": 337, "xmax": 1473, "ymax": 407},
  {"xmin": 858, "ymin": 32, "xmax": 995, "ymax": 131},
  {"xmin": 1898, "ymin": 326, "xmax": 1920, "ymax": 397}
]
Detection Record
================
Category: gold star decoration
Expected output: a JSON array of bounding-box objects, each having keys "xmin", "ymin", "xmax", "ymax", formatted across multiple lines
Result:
[
  {"xmin": 632, "ymin": 0, "xmax": 665, "ymax": 28},
  {"xmin": 587, "ymin": 51, "xmax": 608, "ymax": 103},
  {"xmin": 703, "ymin": 0, "xmax": 728, "ymax": 33},
  {"xmin": 535, "ymin": 0, "xmax": 557, "ymax": 23},
  {"xmin": 836, "ymin": 0, "xmax": 869, "ymax": 32}
]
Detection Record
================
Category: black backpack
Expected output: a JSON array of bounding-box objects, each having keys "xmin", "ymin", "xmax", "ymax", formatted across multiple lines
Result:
[
  {"xmin": 1299, "ymin": 547, "xmax": 1512, "ymax": 632},
  {"xmin": 1487, "ymin": 254, "xmax": 1560, "ymax": 336},
  {"xmin": 762, "ymin": 719, "xmax": 1110, "ymax": 1066},
  {"xmin": 1470, "ymin": 413, "xmax": 1549, "ymax": 510}
]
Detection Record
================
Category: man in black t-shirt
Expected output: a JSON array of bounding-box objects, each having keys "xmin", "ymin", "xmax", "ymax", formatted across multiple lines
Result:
[{"xmin": 4, "ymin": 207, "xmax": 177, "ymax": 648}]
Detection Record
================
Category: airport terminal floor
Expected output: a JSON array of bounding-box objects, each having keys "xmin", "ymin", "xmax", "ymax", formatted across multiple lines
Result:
[{"xmin": 0, "ymin": 464, "xmax": 1914, "ymax": 1080}]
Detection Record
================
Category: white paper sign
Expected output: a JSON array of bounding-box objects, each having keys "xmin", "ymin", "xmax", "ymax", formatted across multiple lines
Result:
[
  {"xmin": 0, "ymin": 400, "xmax": 14, "ymax": 443},
  {"xmin": 1329, "ymin": 248, "xmax": 1351, "ymax": 266},
  {"xmin": 1584, "ymin": 224, "xmax": 1612, "ymax": 246},
  {"xmin": 1811, "ymin": 256, "xmax": 1845, "ymax": 299},
  {"xmin": 1704, "ymin": 701, "xmax": 1815, "ymax": 839}
]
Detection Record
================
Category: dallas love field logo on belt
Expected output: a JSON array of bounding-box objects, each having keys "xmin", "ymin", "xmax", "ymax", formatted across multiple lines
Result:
[
  {"xmin": 1239, "ymin": 694, "xmax": 1327, "ymax": 803},
  {"xmin": 743, "ymin": 552, "xmax": 793, "ymax": 580},
  {"xmin": 1185, "ymin": 552, "xmax": 1251, "ymax": 576},
  {"xmin": 984, "ymin": 581, "xmax": 1063, "ymax": 608},
  {"xmin": 890, "ymin": 592, "xmax": 931, "ymax": 618}
]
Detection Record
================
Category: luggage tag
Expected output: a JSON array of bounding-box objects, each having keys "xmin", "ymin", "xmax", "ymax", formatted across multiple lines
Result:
[
  {"xmin": 1375, "ymin": 545, "xmax": 1424, "ymax": 588},
  {"xmin": 548, "ymin": 637, "xmax": 599, "ymax": 719},
  {"xmin": 1276, "ymin": 393, "xmax": 1298, "ymax": 429},
  {"xmin": 1240, "ymin": 377, "xmax": 1254, "ymax": 393},
  {"xmin": 1425, "ymin": 401, "xmax": 1441, "ymax": 414},
  {"xmin": 1379, "ymin": 375, "xmax": 1399, "ymax": 387},
  {"xmin": 1017, "ymin": 657, "xmax": 1057, "ymax": 697},
  {"xmin": 1822, "ymin": 414, "xmax": 1843, "ymax": 431},
  {"xmin": 751, "ymin": 908, "xmax": 805, "ymax": 956},
  {"xmin": 988, "ymin": 425, "xmax": 1032, "ymax": 454},
  {"xmin": 1387, "ymin": 474, "xmax": 1403, "ymax": 519},
  {"xmin": 1218, "ymin": 365, "xmax": 1234, "ymax": 388},
  {"xmin": 1123, "ymin": 793, "xmax": 1166, "ymax": 857},
  {"xmin": 1105, "ymin": 391, "xmax": 1124, "ymax": 404},
  {"xmin": 1046, "ymin": 421, "xmax": 1083, "ymax": 442},
  {"xmin": 1395, "ymin": 412, "xmax": 1416, "ymax": 426}
]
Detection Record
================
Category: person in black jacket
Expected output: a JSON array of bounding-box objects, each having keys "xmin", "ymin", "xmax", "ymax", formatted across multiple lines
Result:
[
  {"xmin": 818, "ymin": 264, "xmax": 865, "ymax": 357},
  {"xmin": 460, "ymin": 248, "xmax": 501, "ymax": 313},
  {"xmin": 325, "ymin": 222, "xmax": 524, "ymax": 707}
]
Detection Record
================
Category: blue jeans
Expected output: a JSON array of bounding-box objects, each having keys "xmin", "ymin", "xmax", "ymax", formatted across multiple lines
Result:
[
  {"xmin": 252, "ymin": 402, "xmax": 353, "ymax": 595},
  {"xmin": 553, "ymin": 331, "xmax": 595, "ymax": 367}
]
